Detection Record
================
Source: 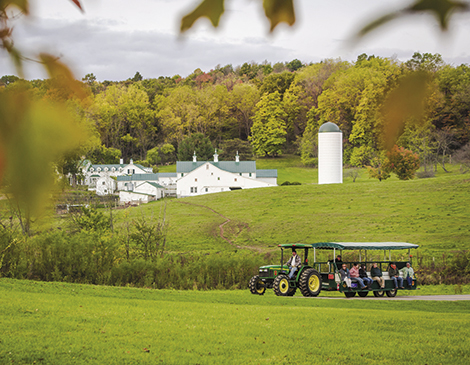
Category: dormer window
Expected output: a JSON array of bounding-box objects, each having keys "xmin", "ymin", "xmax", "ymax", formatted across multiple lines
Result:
[
  {"xmin": 90, "ymin": 168, "xmax": 94, "ymax": 172},
  {"xmin": 111, "ymin": 167, "xmax": 116, "ymax": 172},
  {"xmin": 104, "ymin": 167, "xmax": 109, "ymax": 172},
  {"xmin": 97, "ymin": 167, "xmax": 102, "ymax": 172}
]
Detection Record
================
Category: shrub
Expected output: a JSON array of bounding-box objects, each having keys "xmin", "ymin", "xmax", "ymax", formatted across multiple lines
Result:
[{"xmin": 386, "ymin": 145, "xmax": 420, "ymax": 180}]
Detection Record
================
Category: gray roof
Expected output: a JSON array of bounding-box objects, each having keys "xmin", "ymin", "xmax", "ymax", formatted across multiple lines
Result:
[
  {"xmin": 319, "ymin": 122, "xmax": 341, "ymax": 133},
  {"xmin": 256, "ymin": 169, "xmax": 277, "ymax": 178},
  {"xmin": 145, "ymin": 182, "xmax": 165, "ymax": 189},
  {"xmin": 117, "ymin": 173, "xmax": 177, "ymax": 181},
  {"xmin": 177, "ymin": 161, "xmax": 257, "ymax": 174},
  {"xmin": 87, "ymin": 163, "xmax": 147, "ymax": 172},
  {"xmin": 279, "ymin": 242, "xmax": 419, "ymax": 250}
]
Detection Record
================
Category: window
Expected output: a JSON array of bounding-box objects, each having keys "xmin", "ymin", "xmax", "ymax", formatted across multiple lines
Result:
[
  {"xmin": 205, "ymin": 188, "xmax": 208, "ymax": 192},
  {"xmin": 195, "ymin": 178, "xmax": 197, "ymax": 182},
  {"xmin": 191, "ymin": 187, "xmax": 197, "ymax": 193},
  {"xmin": 239, "ymin": 173, "xmax": 242, "ymax": 176},
  {"xmin": 206, "ymin": 165, "xmax": 209, "ymax": 170},
  {"xmin": 234, "ymin": 178, "xmax": 237, "ymax": 182},
  {"xmin": 102, "ymin": 181, "xmax": 106, "ymax": 185},
  {"xmin": 218, "ymin": 177, "xmax": 220, "ymax": 180},
  {"xmin": 195, "ymin": 187, "xmax": 197, "ymax": 193},
  {"xmin": 181, "ymin": 173, "xmax": 184, "ymax": 177},
  {"xmin": 249, "ymin": 173, "xmax": 252, "ymax": 177}
]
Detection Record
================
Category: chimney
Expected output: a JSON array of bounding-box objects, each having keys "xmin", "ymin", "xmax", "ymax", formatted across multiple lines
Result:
[
  {"xmin": 193, "ymin": 151, "xmax": 197, "ymax": 162},
  {"xmin": 213, "ymin": 149, "xmax": 218, "ymax": 162},
  {"xmin": 235, "ymin": 151, "xmax": 239, "ymax": 163},
  {"xmin": 120, "ymin": 158, "xmax": 123, "ymax": 165},
  {"xmin": 130, "ymin": 159, "xmax": 133, "ymax": 165}
]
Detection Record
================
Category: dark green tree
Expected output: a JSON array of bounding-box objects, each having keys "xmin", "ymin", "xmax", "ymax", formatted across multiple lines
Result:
[
  {"xmin": 177, "ymin": 133, "xmax": 214, "ymax": 161},
  {"xmin": 219, "ymin": 139, "xmax": 254, "ymax": 161},
  {"xmin": 287, "ymin": 59, "xmax": 303, "ymax": 72}
]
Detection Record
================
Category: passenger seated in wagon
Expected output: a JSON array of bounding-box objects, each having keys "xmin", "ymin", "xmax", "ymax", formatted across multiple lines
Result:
[
  {"xmin": 349, "ymin": 263, "xmax": 367, "ymax": 290},
  {"xmin": 371, "ymin": 263, "xmax": 385, "ymax": 289},
  {"xmin": 388, "ymin": 262, "xmax": 404, "ymax": 289}
]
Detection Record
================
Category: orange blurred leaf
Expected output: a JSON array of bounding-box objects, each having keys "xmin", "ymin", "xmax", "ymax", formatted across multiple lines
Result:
[
  {"xmin": 180, "ymin": 0, "xmax": 224, "ymax": 32},
  {"xmin": 39, "ymin": 53, "xmax": 87, "ymax": 100},
  {"xmin": 0, "ymin": 88, "xmax": 86, "ymax": 214},
  {"xmin": 381, "ymin": 72, "xmax": 430, "ymax": 150},
  {"xmin": 263, "ymin": 0, "xmax": 296, "ymax": 32}
]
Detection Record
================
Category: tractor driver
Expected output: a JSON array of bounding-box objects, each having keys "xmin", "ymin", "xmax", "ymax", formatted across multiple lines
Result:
[{"xmin": 286, "ymin": 250, "xmax": 301, "ymax": 279}]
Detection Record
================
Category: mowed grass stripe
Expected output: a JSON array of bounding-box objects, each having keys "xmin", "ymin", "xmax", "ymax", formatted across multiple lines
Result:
[{"xmin": 1, "ymin": 280, "xmax": 470, "ymax": 364}]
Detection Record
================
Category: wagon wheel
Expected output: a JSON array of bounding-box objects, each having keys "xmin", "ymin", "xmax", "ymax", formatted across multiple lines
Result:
[
  {"xmin": 299, "ymin": 268, "xmax": 322, "ymax": 297},
  {"xmin": 373, "ymin": 290, "xmax": 385, "ymax": 297},
  {"xmin": 273, "ymin": 274, "xmax": 290, "ymax": 296},
  {"xmin": 249, "ymin": 275, "xmax": 266, "ymax": 295},
  {"xmin": 358, "ymin": 291, "xmax": 368, "ymax": 297},
  {"xmin": 344, "ymin": 291, "xmax": 356, "ymax": 298},
  {"xmin": 386, "ymin": 289, "xmax": 397, "ymax": 297}
]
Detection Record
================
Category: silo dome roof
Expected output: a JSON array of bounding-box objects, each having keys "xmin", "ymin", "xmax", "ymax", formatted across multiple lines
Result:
[{"xmin": 319, "ymin": 122, "xmax": 341, "ymax": 133}]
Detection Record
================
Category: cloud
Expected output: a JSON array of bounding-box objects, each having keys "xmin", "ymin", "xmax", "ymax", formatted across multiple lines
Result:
[{"xmin": 3, "ymin": 18, "xmax": 295, "ymax": 81}]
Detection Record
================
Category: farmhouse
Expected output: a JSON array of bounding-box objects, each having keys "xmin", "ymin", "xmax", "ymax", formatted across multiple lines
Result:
[
  {"xmin": 176, "ymin": 151, "xmax": 277, "ymax": 198},
  {"xmin": 83, "ymin": 159, "xmax": 152, "ymax": 196}
]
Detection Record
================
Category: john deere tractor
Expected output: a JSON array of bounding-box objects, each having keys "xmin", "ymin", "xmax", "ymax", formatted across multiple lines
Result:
[{"xmin": 249, "ymin": 244, "xmax": 322, "ymax": 297}]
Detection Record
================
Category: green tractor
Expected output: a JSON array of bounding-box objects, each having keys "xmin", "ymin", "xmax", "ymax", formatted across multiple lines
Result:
[
  {"xmin": 249, "ymin": 244, "xmax": 322, "ymax": 297},
  {"xmin": 249, "ymin": 242, "xmax": 419, "ymax": 298}
]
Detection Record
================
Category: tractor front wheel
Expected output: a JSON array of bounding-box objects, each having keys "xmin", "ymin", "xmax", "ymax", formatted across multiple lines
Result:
[
  {"xmin": 249, "ymin": 275, "xmax": 266, "ymax": 295},
  {"xmin": 299, "ymin": 268, "xmax": 322, "ymax": 297},
  {"xmin": 273, "ymin": 274, "xmax": 290, "ymax": 296}
]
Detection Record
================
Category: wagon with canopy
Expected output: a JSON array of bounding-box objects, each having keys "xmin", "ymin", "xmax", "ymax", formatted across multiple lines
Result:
[{"xmin": 248, "ymin": 242, "xmax": 419, "ymax": 298}]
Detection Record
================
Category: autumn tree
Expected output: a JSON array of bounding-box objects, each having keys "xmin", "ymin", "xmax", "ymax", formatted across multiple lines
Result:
[
  {"xmin": 250, "ymin": 91, "xmax": 287, "ymax": 157},
  {"xmin": 387, "ymin": 145, "xmax": 420, "ymax": 180}
]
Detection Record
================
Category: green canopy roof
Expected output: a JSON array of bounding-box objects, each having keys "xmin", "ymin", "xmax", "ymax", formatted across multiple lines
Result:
[{"xmin": 278, "ymin": 242, "xmax": 418, "ymax": 250}]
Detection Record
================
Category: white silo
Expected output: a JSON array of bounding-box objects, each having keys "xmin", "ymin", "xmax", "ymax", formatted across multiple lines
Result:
[{"xmin": 318, "ymin": 122, "xmax": 343, "ymax": 184}]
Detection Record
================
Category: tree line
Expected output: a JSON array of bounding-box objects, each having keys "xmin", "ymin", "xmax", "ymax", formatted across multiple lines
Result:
[{"xmin": 2, "ymin": 53, "xmax": 470, "ymax": 177}]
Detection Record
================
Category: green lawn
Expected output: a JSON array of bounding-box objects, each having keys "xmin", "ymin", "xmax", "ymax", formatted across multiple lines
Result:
[
  {"xmin": 111, "ymin": 160, "xmax": 470, "ymax": 256},
  {"xmin": 1, "ymin": 279, "xmax": 469, "ymax": 364}
]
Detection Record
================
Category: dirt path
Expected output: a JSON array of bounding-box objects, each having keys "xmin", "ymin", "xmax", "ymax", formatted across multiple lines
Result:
[{"xmin": 177, "ymin": 201, "xmax": 243, "ymax": 249}]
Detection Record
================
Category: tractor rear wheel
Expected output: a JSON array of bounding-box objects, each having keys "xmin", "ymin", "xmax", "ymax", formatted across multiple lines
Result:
[
  {"xmin": 249, "ymin": 275, "xmax": 266, "ymax": 295},
  {"xmin": 287, "ymin": 287, "xmax": 297, "ymax": 296},
  {"xmin": 373, "ymin": 290, "xmax": 385, "ymax": 297},
  {"xmin": 273, "ymin": 274, "xmax": 290, "ymax": 296},
  {"xmin": 386, "ymin": 289, "xmax": 397, "ymax": 297},
  {"xmin": 299, "ymin": 268, "xmax": 322, "ymax": 297}
]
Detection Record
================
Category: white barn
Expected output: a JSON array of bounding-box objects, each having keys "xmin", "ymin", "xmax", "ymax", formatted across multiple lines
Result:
[{"xmin": 175, "ymin": 152, "xmax": 277, "ymax": 198}]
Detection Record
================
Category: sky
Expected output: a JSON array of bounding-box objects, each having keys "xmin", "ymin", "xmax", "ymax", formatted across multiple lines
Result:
[{"xmin": 2, "ymin": 0, "xmax": 470, "ymax": 81}]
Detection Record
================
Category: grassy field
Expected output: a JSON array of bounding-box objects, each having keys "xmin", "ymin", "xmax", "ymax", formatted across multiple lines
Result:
[
  {"xmin": 1, "ymin": 279, "xmax": 470, "ymax": 364},
  {"xmin": 114, "ymin": 158, "xmax": 470, "ymax": 256}
]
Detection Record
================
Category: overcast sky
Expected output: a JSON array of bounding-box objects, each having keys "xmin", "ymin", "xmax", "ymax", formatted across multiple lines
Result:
[{"xmin": 2, "ymin": 0, "xmax": 470, "ymax": 80}]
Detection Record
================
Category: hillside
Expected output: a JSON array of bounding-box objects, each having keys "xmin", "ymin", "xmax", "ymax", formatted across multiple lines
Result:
[{"xmin": 115, "ymin": 162, "xmax": 470, "ymax": 255}]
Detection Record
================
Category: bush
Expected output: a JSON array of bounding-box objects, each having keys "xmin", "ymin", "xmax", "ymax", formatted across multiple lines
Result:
[
  {"xmin": 387, "ymin": 145, "xmax": 420, "ymax": 180},
  {"xmin": 280, "ymin": 181, "xmax": 301, "ymax": 186}
]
